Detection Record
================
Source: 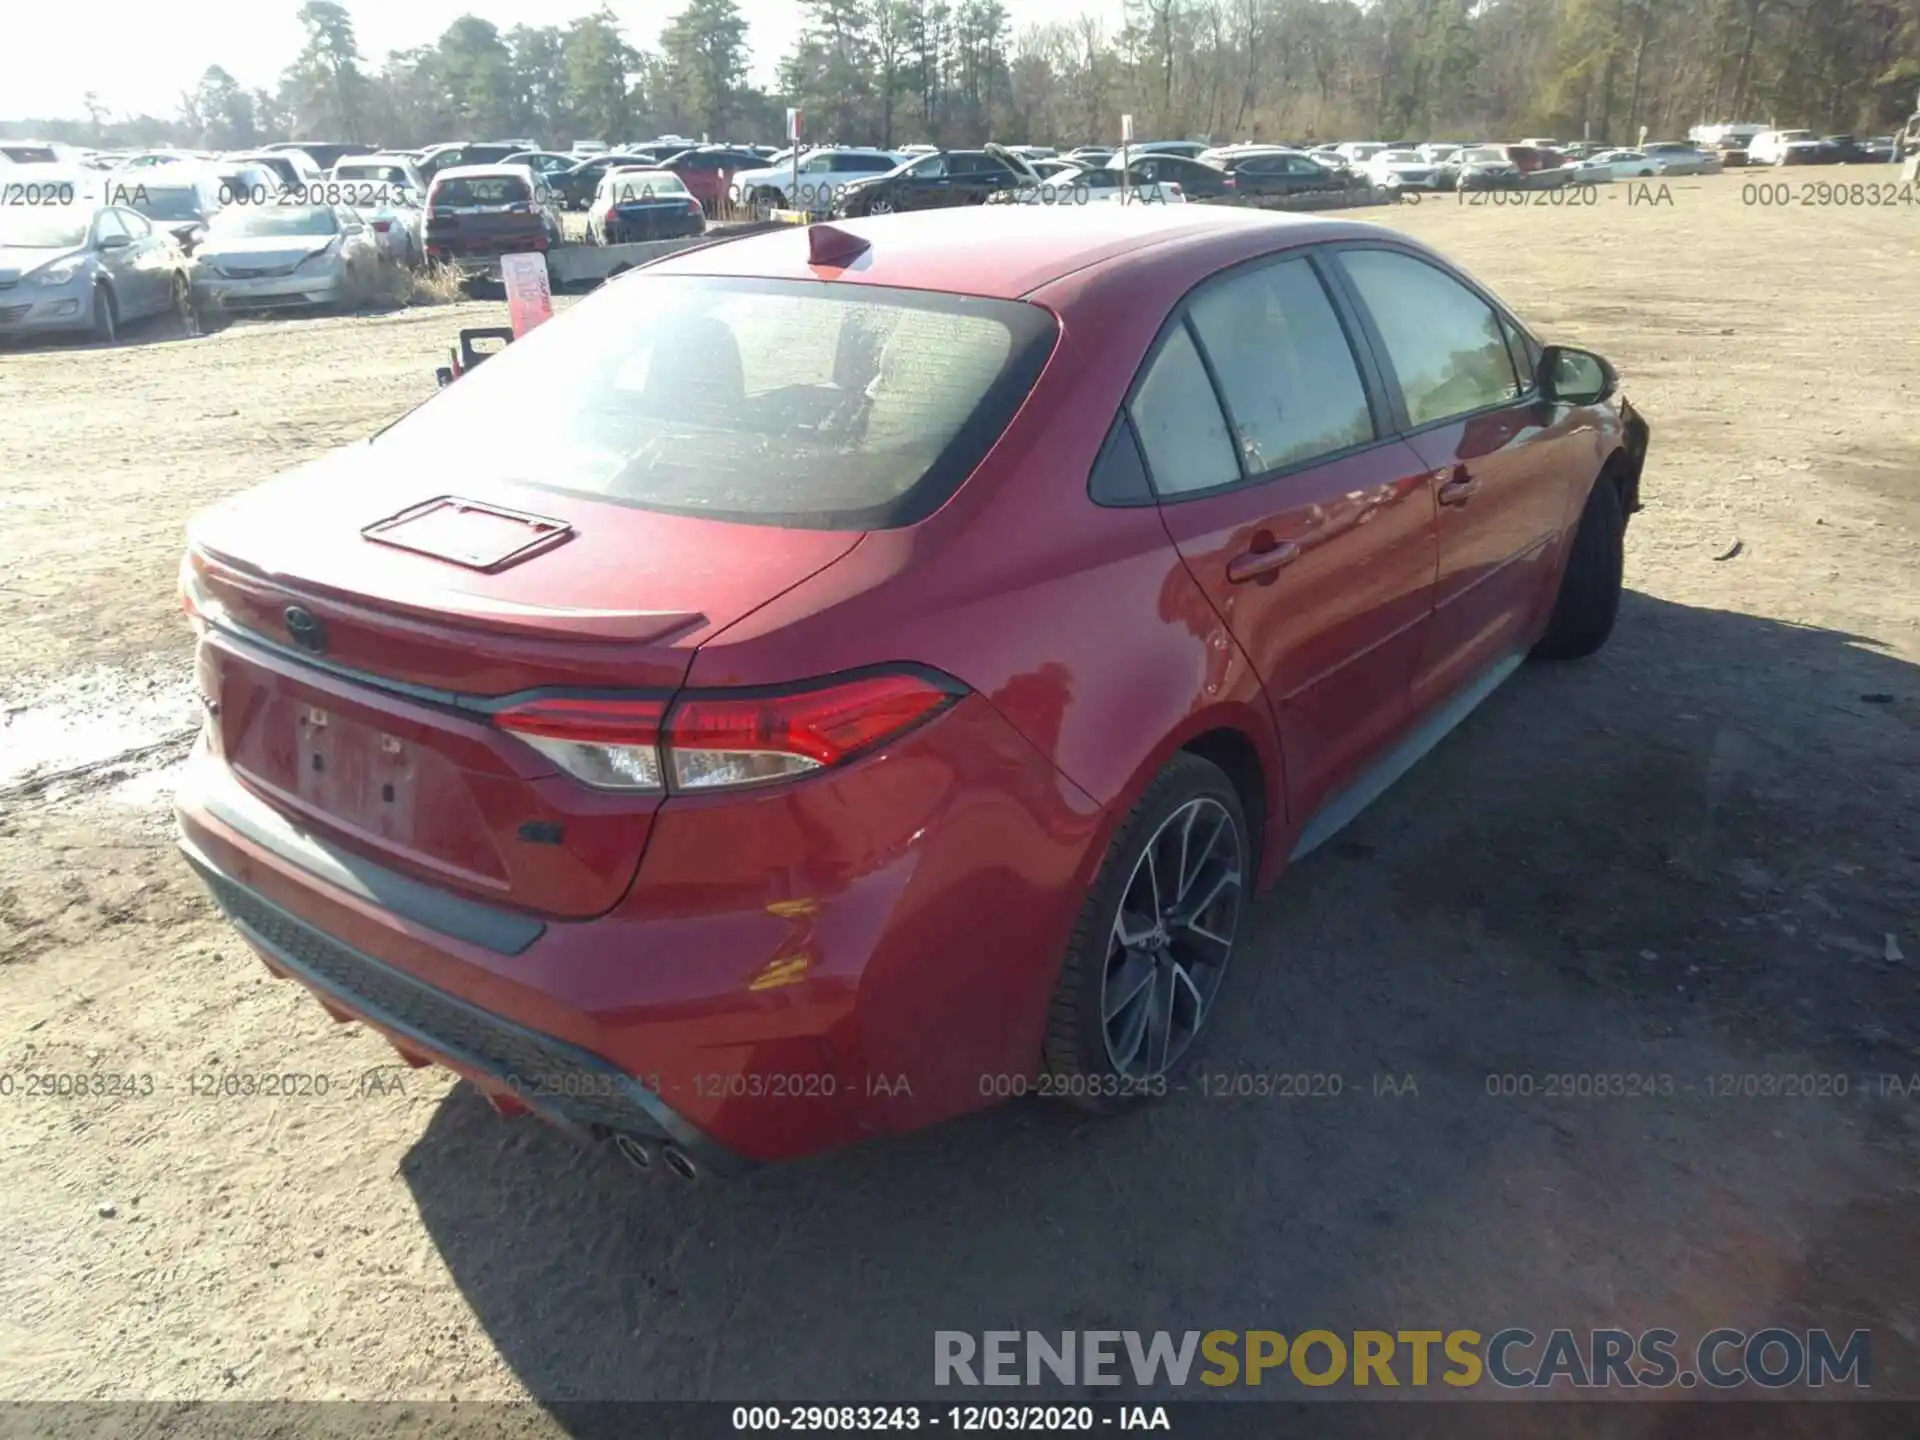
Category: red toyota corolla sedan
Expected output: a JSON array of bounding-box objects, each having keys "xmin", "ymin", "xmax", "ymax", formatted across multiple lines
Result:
[{"xmin": 175, "ymin": 205, "xmax": 1649, "ymax": 1176}]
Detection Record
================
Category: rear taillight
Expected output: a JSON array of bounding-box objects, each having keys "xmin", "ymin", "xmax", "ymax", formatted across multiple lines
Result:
[
  {"xmin": 495, "ymin": 696, "xmax": 668, "ymax": 791},
  {"xmin": 178, "ymin": 551, "xmax": 202, "ymax": 621},
  {"xmin": 686, "ymin": 198, "xmax": 701, "ymax": 215},
  {"xmin": 493, "ymin": 671, "xmax": 962, "ymax": 795},
  {"xmin": 179, "ymin": 550, "xmax": 218, "ymax": 633}
]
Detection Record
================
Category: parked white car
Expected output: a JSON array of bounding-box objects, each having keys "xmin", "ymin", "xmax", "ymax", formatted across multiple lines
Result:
[
  {"xmin": 227, "ymin": 149, "xmax": 323, "ymax": 194},
  {"xmin": 1639, "ymin": 142, "xmax": 1723, "ymax": 175},
  {"xmin": 1362, "ymin": 148, "xmax": 1443, "ymax": 189},
  {"xmin": 1586, "ymin": 148, "xmax": 1677, "ymax": 179},
  {"xmin": 328, "ymin": 155, "xmax": 428, "ymax": 266},
  {"xmin": 1557, "ymin": 155, "xmax": 1616, "ymax": 185},
  {"xmin": 731, "ymin": 147, "xmax": 904, "ymax": 215},
  {"xmin": 189, "ymin": 203, "xmax": 385, "ymax": 320},
  {"xmin": 1749, "ymin": 129, "xmax": 1828, "ymax": 165},
  {"xmin": 1334, "ymin": 141, "xmax": 1391, "ymax": 165}
]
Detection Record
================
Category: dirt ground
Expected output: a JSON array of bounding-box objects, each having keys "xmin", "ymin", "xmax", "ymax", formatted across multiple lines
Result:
[{"xmin": 1, "ymin": 175, "xmax": 1917, "ymax": 1417}]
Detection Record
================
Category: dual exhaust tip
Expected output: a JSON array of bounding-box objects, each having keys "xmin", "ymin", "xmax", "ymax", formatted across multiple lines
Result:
[{"xmin": 613, "ymin": 1131, "xmax": 698, "ymax": 1181}]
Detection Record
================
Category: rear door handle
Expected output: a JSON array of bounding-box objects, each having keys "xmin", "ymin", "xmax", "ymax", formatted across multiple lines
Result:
[
  {"xmin": 1437, "ymin": 466, "xmax": 1480, "ymax": 506},
  {"xmin": 1226, "ymin": 540, "xmax": 1301, "ymax": 583}
]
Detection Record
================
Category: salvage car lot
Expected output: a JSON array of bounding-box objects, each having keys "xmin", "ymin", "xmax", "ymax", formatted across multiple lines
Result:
[{"xmin": 1, "ymin": 174, "xmax": 1917, "ymax": 1405}]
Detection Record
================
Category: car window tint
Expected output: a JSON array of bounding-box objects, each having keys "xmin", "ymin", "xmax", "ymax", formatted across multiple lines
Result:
[
  {"xmin": 1499, "ymin": 314, "xmax": 1536, "ymax": 390},
  {"xmin": 120, "ymin": 209, "xmax": 151, "ymax": 238},
  {"xmin": 1129, "ymin": 324, "xmax": 1240, "ymax": 496},
  {"xmin": 1088, "ymin": 413, "xmax": 1153, "ymax": 504},
  {"xmin": 93, "ymin": 209, "xmax": 129, "ymax": 242},
  {"xmin": 1338, "ymin": 249, "xmax": 1521, "ymax": 426},
  {"xmin": 1188, "ymin": 258, "xmax": 1375, "ymax": 474},
  {"xmin": 374, "ymin": 275, "xmax": 1053, "ymax": 529}
]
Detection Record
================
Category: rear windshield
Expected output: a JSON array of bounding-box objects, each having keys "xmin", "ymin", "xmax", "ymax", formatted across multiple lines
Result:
[
  {"xmin": 604, "ymin": 172, "xmax": 688, "ymax": 199},
  {"xmin": 432, "ymin": 176, "xmax": 529, "ymax": 207},
  {"xmin": 336, "ymin": 164, "xmax": 413, "ymax": 185},
  {"xmin": 120, "ymin": 185, "xmax": 206, "ymax": 221},
  {"xmin": 372, "ymin": 275, "xmax": 1059, "ymax": 529}
]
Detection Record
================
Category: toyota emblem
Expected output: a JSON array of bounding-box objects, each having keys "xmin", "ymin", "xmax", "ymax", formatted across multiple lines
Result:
[{"xmin": 284, "ymin": 604, "xmax": 327, "ymax": 654}]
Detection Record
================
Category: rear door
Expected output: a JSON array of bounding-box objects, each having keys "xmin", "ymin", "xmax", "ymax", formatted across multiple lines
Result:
[
  {"xmin": 90, "ymin": 208, "xmax": 144, "ymax": 309},
  {"xmin": 1329, "ymin": 244, "xmax": 1577, "ymax": 712},
  {"xmin": 1135, "ymin": 250, "xmax": 1440, "ymax": 824}
]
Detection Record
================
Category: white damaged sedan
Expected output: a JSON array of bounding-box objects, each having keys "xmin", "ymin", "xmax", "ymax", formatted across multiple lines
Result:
[{"xmin": 189, "ymin": 203, "xmax": 384, "ymax": 320}]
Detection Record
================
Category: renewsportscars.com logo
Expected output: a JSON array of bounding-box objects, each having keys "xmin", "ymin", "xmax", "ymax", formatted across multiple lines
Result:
[{"xmin": 935, "ymin": 1328, "xmax": 1871, "ymax": 1390}]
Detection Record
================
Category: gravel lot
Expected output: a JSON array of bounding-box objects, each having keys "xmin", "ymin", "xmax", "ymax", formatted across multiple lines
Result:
[{"xmin": 1, "ymin": 175, "xmax": 1917, "ymax": 1416}]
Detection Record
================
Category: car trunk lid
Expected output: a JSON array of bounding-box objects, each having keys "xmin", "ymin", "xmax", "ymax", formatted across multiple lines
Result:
[{"xmin": 186, "ymin": 446, "xmax": 863, "ymax": 918}]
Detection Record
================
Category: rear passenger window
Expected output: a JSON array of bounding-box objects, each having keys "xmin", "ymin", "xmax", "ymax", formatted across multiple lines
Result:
[
  {"xmin": 1188, "ymin": 257, "xmax": 1375, "ymax": 474},
  {"xmin": 1338, "ymin": 249, "xmax": 1521, "ymax": 426},
  {"xmin": 1128, "ymin": 325, "xmax": 1240, "ymax": 496}
]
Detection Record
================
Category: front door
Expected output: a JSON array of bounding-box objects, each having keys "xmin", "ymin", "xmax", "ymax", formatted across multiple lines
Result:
[{"xmin": 1332, "ymin": 246, "xmax": 1575, "ymax": 711}]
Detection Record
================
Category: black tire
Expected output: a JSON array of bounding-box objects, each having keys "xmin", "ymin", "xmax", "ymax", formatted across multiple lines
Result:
[
  {"xmin": 89, "ymin": 284, "xmax": 118, "ymax": 345},
  {"xmin": 1042, "ymin": 752, "xmax": 1250, "ymax": 1113},
  {"xmin": 170, "ymin": 272, "xmax": 199, "ymax": 337},
  {"xmin": 1534, "ymin": 474, "xmax": 1625, "ymax": 660},
  {"xmin": 867, "ymin": 194, "xmax": 896, "ymax": 215}
]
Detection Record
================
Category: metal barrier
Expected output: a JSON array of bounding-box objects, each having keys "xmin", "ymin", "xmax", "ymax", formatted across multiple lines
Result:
[{"xmin": 542, "ymin": 220, "xmax": 792, "ymax": 289}]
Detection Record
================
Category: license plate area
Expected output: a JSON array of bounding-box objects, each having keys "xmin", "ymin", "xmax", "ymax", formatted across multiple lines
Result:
[{"xmin": 295, "ymin": 705, "xmax": 420, "ymax": 845}]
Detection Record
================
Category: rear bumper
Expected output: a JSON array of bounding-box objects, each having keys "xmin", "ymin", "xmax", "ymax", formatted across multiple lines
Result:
[
  {"xmin": 602, "ymin": 215, "xmax": 704, "ymax": 243},
  {"xmin": 427, "ymin": 238, "xmax": 552, "ymax": 274},
  {"xmin": 173, "ymin": 687, "xmax": 1104, "ymax": 1164}
]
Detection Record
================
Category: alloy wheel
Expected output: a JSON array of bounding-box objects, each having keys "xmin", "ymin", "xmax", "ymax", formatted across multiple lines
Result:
[{"xmin": 1099, "ymin": 797, "xmax": 1243, "ymax": 1078}]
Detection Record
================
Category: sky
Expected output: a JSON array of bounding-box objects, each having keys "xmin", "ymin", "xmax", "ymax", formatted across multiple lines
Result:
[{"xmin": 5, "ymin": 0, "xmax": 1129, "ymax": 122}]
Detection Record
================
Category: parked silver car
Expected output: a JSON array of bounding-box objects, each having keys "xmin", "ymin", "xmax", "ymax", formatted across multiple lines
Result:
[
  {"xmin": 190, "ymin": 203, "xmax": 384, "ymax": 319},
  {"xmin": 0, "ymin": 201, "xmax": 191, "ymax": 343},
  {"xmin": 328, "ymin": 155, "xmax": 428, "ymax": 265},
  {"xmin": 106, "ymin": 167, "xmax": 225, "ymax": 253}
]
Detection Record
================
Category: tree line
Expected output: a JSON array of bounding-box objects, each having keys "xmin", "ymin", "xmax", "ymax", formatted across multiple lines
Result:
[{"xmin": 7, "ymin": 0, "xmax": 1919, "ymax": 154}]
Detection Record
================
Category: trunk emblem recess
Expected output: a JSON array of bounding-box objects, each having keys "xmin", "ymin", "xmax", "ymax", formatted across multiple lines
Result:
[
  {"xmin": 284, "ymin": 605, "xmax": 328, "ymax": 653},
  {"xmin": 361, "ymin": 496, "xmax": 575, "ymax": 573}
]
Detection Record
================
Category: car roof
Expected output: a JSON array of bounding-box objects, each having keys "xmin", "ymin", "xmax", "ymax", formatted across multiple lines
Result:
[
  {"xmin": 431, "ymin": 164, "xmax": 537, "ymax": 181},
  {"xmin": 122, "ymin": 164, "xmax": 216, "ymax": 186},
  {"xmin": 642, "ymin": 205, "xmax": 1395, "ymax": 301}
]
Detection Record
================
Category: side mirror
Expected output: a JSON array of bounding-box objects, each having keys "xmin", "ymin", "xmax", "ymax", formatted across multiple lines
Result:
[
  {"xmin": 97, "ymin": 233, "xmax": 133, "ymax": 250},
  {"xmin": 1538, "ymin": 344, "xmax": 1617, "ymax": 405}
]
